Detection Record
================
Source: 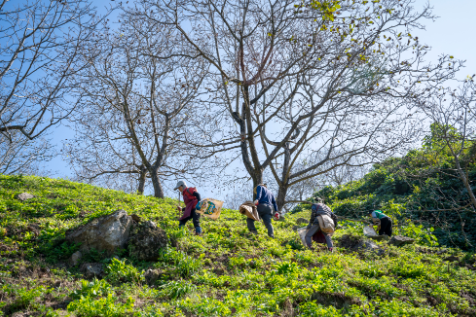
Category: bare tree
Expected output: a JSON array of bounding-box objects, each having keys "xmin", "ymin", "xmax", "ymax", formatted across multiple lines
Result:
[
  {"xmin": 274, "ymin": 154, "xmax": 370, "ymax": 211},
  {"xmin": 145, "ymin": 0, "xmax": 460, "ymax": 205},
  {"xmin": 0, "ymin": 0, "xmax": 110, "ymax": 174},
  {"xmin": 66, "ymin": 9, "xmax": 207, "ymax": 197},
  {"xmin": 415, "ymin": 79, "xmax": 476, "ymax": 210},
  {"xmin": 0, "ymin": 133, "xmax": 52, "ymax": 175}
]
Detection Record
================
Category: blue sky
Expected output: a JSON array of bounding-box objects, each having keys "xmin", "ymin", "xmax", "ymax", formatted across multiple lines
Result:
[{"xmin": 43, "ymin": 0, "xmax": 476, "ymax": 199}]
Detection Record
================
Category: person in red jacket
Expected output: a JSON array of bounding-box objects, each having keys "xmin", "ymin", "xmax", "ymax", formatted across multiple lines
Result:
[{"xmin": 174, "ymin": 180, "xmax": 202, "ymax": 235}]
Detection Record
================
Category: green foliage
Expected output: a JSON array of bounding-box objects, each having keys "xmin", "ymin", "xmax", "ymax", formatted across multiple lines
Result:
[
  {"xmin": 1, "ymin": 285, "xmax": 51, "ymax": 311},
  {"xmin": 105, "ymin": 258, "xmax": 144, "ymax": 285},
  {"xmin": 298, "ymin": 302, "xmax": 342, "ymax": 316},
  {"xmin": 68, "ymin": 279, "xmax": 135, "ymax": 316},
  {"xmin": 67, "ymin": 293, "xmax": 135, "ymax": 317},
  {"xmin": 309, "ymin": 0, "xmax": 341, "ymax": 22},
  {"xmin": 160, "ymin": 279, "xmax": 196, "ymax": 299},
  {"xmin": 55, "ymin": 204, "xmax": 80, "ymax": 220},
  {"xmin": 70, "ymin": 279, "xmax": 113, "ymax": 300},
  {"xmin": 163, "ymin": 249, "xmax": 202, "ymax": 278}
]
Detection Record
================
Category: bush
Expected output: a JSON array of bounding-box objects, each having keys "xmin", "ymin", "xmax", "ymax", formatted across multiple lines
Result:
[
  {"xmin": 105, "ymin": 258, "xmax": 144, "ymax": 285},
  {"xmin": 70, "ymin": 279, "xmax": 113, "ymax": 300},
  {"xmin": 164, "ymin": 249, "xmax": 202, "ymax": 278},
  {"xmin": 160, "ymin": 280, "xmax": 196, "ymax": 299}
]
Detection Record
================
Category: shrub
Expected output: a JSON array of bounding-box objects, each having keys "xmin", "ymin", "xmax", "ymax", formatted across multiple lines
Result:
[
  {"xmin": 70, "ymin": 279, "xmax": 113, "ymax": 300},
  {"xmin": 2, "ymin": 285, "xmax": 50, "ymax": 311},
  {"xmin": 164, "ymin": 250, "xmax": 202, "ymax": 278},
  {"xmin": 105, "ymin": 258, "xmax": 144, "ymax": 285},
  {"xmin": 160, "ymin": 280, "xmax": 196, "ymax": 299},
  {"xmin": 56, "ymin": 204, "xmax": 80, "ymax": 220},
  {"xmin": 360, "ymin": 262, "xmax": 384, "ymax": 278},
  {"xmin": 390, "ymin": 258, "xmax": 427, "ymax": 278}
]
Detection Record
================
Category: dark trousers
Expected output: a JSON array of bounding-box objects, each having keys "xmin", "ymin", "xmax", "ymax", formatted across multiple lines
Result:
[
  {"xmin": 305, "ymin": 224, "xmax": 333, "ymax": 248},
  {"xmin": 246, "ymin": 204, "xmax": 274, "ymax": 237},
  {"xmin": 379, "ymin": 217, "xmax": 392, "ymax": 237},
  {"xmin": 179, "ymin": 208, "xmax": 201, "ymax": 229}
]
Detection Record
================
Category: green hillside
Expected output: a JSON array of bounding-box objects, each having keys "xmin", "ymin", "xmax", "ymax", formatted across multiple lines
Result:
[
  {"xmin": 1, "ymin": 174, "xmax": 476, "ymax": 316},
  {"xmin": 301, "ymin": 131, "xmax": 476, "ymax": 250}
]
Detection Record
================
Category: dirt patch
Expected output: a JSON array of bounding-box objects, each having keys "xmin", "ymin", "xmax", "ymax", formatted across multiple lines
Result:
[
  {"xmin": 336, "ymin": 234, "xmax": 364, "ymax": 249},
  {"xmin": 461, "ymin": 291, "xmax": 476, "ymax": 306},
  {"xmin": 311, "ymin": 291, "xmax": 361, "ymax": 309}
]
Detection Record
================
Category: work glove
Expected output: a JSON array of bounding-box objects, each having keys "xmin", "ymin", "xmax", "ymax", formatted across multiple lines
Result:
[
  {"xmin": 253, "ymin": 200, "xmax": 259, "ymax": 206},
  {"xmin": 274, "ymin": 212, "xmax": 280, "ymax": 220},
  {"xmin": 195, "ymin": 201, "xmax": 202, "ymax": 210},
  {"xmin": 176, "ymin": 206, "xmax": 182, "ymax": 212}
]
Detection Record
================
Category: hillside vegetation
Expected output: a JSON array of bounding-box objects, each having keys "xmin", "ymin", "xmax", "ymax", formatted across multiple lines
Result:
[
  {"xmin": 1, "ymin": 174, "xmax": 476, "ymax": 316},
  {"xmin": 301, "ymin": 134, "xmax": 476, "ymax": 250}
]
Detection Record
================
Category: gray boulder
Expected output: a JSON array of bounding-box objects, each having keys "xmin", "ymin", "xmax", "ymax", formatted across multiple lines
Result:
[
  {"xmin": 144, "ymin": 268, "xmax": 162, "ymax": 285},
  {"xmin": 296, "ymin": 218, "xmax": 308, "ymax": 225},
  {"xmin": 16, "ymin": 192, "xmax": 35, "ymax": 201},
  {"xmin": 388, "ymin": 235, "xmax": 415, "ymax": 247},
  {"xmin": 369, "ymin": 234, "xmax": 391, "ymax": 241},
  {"xmin": 128, "ymin": 221, "xmax": 167, "ymax": 261},
  {"xmin": 357, "ymin": 239, "xmax": 380, "ymax": 251},
  {"xmin": 80, "ymin": 263, "xmax": 103, "ymax": 278},
  {"xmin": 65, "ymin": 210, "xmax": 133, "ymax": 254},
  {"xmin": 70, "ymin": 251, "xmax": 82, "ymax": 266}
]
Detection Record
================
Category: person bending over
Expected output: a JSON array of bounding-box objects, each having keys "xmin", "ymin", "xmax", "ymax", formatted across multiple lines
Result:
[
  {"xmin": 369, "ymin": 209, "xmax": 392, "ymax": 237},
  {"xmin": 175, "ymin": 180, "xmax": 202, "ymax": 235},
  {"xmin": 305, "ymin": 198, "xmax": 335, "ymax": 252},
  {"xmin": 247, "ymin": 184, "xmax": 278, "ymax": 238}
]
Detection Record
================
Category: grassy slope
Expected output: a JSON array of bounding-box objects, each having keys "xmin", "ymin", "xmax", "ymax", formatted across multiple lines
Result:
[{"xmin": 1, "ymin": 174, "xmax": 476, "ymax": 316}]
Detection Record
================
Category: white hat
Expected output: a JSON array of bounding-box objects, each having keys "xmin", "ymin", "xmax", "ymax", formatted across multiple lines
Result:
[{"xmin": 174, "ymin": 180, "xmax": 187, "ymax": 190}]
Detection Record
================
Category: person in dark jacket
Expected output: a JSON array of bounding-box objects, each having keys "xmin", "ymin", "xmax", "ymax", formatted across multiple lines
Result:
[
  {"xmin": 305, "ymin": 197, "xmax": 334, "ymax": 252},
  {"xmin": 368, "ymin": 209, "xmax": 392, "ymax": 237},
  {"xmin": 247, "ymin": 184, "xmax": 278, "ymax": 238},
  {"xmin": 175, "ymin": 180, "xmax": 203, "ymax": 235}
]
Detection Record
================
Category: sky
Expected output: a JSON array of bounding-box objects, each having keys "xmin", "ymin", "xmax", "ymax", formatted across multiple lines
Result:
[{"xmin": 40, "ymin": 0, "xmax": 476, "ymax": 201}]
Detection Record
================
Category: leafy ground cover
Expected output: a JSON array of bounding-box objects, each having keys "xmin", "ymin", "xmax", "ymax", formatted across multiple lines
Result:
[{"xmin": 1, "ymin": 174, "xmax": 476, "ymax": 316}]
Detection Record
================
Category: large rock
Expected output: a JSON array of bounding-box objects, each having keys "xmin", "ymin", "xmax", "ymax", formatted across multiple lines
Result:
[
  {"xmin": 144, "ymin": 268, "xmax": 162, "ymax": 285},
  {"xmin": 16, "ymin": 192, "xmax": 35, "ymax": 201},
  {"xmin": 296, "ymin": 218, "xmax": 308, "ymax": 225},
  {"xmin": 80, "ymin": 263, "xmax": 103, "ymax": 278},
  {"xmin": 128, "ymin": 221, "xmax": 167, "ymax": 261},
  {"xmin": 369, "ymin": 234, "xmax": 391, "ymax": 241},
  {"xmin": 388, "ymin": 235, "xmax": 415, "ymax": 247},
  {"xmin": 70, "ymin": 251, "xmax": 82, "ymax": 266},
  {"xmin": 65, "ymin": 210, "xmax": 133, "ymax": 254},
  {"xmin": 357, "ymin": 240, "xmax": 380, "ymax": 251}
]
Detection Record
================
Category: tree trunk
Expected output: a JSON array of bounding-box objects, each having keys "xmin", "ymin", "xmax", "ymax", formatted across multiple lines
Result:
[
  {"xmin": 251, "ymin": 168, "xmax": 264, "ymax": 191},
  {"xmin": 276, "ymin": 184, "xmax": 288, "ymax": 211},
  {"xmin": 150, "ymin": 169, "xmax": 164, "ymax": 198},
  {"xmin": 137, "ymin": 165, "xmax": 147, "ymax": 195}
]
